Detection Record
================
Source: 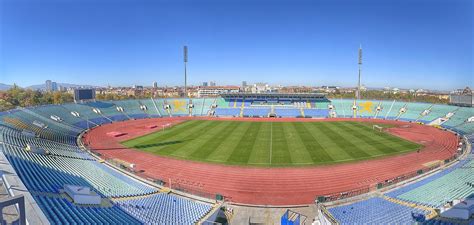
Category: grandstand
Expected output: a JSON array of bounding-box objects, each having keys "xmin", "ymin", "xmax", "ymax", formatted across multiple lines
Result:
[
  {"xmin": 324, "ymin": 134, "xmax": 474, "ymax": 224},
  {"xmin": 0, "ymin": 96, "xmax": 472, "ymax": 224}
]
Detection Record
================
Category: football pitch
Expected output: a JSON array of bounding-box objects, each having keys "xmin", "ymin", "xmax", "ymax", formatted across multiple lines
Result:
[{"xmin": 121, "ymin": 120, "xmax": 421, "ymax": 167}]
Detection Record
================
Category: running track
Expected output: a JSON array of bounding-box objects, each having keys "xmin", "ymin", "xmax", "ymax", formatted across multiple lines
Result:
[{"xmin": 82, "ymin": 117, "xmax": 459, "ymax": 205}]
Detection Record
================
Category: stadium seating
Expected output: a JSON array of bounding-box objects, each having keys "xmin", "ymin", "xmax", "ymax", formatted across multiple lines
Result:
[
  {"xmin": 113, "ymin": 100, "xmax": 150, "ymax": 119},
  {"xmin": 2, "ymin": 142, "xmax": 155, "ymax": 197},
  {"xmin": 61, "ymin": 103, "xmax": 112, "ymax": 125},
  {"xmin": 303, "ymin": 109, "xmax": 329, "ymax": 118},
  {"xmin": 35, "ymin": 195, "xmax": 140, "ymax": 225},
  {"xmin": 215, "ymin": 108, "xmax": 241, "ymax": 117},
  {"xmin": 189, "ymin": 98, "xmax": 204, "ymax": 116},
  {"xmin": 331, "ymin": 99, "xmax": 354, "ymax": 118},
  {"xmin": 274, "ymin": 108, "xmax": 302, "ymax": 117},
  {"xmin": 421, "ymin": 104, "xmax": 457, "ymax": 122},
  {"xmin": 381, "ymin": 134, "xmax": 474, "ymax": 220},
  {"xmin": 456, "ymin": 122, "xmax": 474, "ymax": 134},
  {"xmin": 443, "ymin": 107, "xmax": 473, "ymax": 127},
  {"xmin": 166, "ymin": 98, "xmax": 190, "ymax": 116},
  {"xmin": 398, "ymin": 102, "xmax": 431, "ymax": 122},
  {"xmin": 329, "ymin": 197, "xmax": 429, "ymax": 224},
  {"xmin": 393, "ymin": 162, "xmax": 474, "ymax": 207},
  {"xmin": 0, "ymin": 98, "xmax": 472, "ymax": 224},
  {"xmin": 152, "ymin": 98, "xmax": 170, "ymax": 116},
  {"xmin": 116, "ymin": 194, "xmax": 212, "ymax": 224},
  {"xmin": 31, "ymin": 105, "xmax": 85, "ymax": 128},
  {"xmin": 216, "ymin": 97, "xmax": 229, "ymax": 108},
  {"xmin": 314, "ymin": 102, "xmax": 330, "ymax": 109},
  {"xmin": 242, "ymin": 108, "xmax": 270, "ymax": 117},
  {"xmin": 138, "ymin": 99, "xmax": 162, "ymax": 117},
  {"xmin": 386, "ymin": 159, "xmax": 471, "ymax": 199}
]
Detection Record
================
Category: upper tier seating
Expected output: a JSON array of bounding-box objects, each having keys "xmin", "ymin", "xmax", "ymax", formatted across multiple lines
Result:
[
  {"xmin": 84, "ymin": 101, "xmax": 129, "ymax": 122},
  {"xmin": 398, "ymin": 102, "xmax": 431, "ymax": 122},
  {"xmin": 138, "ymin": 99, "xmax": 162, "ymax": 117},
  {"xmin": 419, "ymin": 104, "xmax": 457, "ymax": 122},
  {"xmin": 443, "ymin": 107, "xmax": 473, "ymax": 127},
  {"xmin": 31, "ymin": 105, "xmax": 85, "ymax": 128},
  {"xmin": 113, "ymin": 100, "xmax": 150, "ymax": 119}
]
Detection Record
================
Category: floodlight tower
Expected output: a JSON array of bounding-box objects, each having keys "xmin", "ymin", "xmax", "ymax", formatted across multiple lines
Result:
[
  {"xmin": 183, "ymin": 45, "xmax": 188, "ymax": 97},
  {"xmin": 357, "ymin": 44, "xmax": 362, "ymax": 99}
]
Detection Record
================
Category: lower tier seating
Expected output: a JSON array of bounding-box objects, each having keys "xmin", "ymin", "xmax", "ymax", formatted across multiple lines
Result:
[
  {"xmin": 35, "ymin": 195, "xmax": 140, "ymax": 225},
  {"xmin": 116, "ymin": 194, "xmax": 213, "ymax": 224},
  {"xmin": 329, "ymin": 197, "xmax": 429, "ymax": 224}
]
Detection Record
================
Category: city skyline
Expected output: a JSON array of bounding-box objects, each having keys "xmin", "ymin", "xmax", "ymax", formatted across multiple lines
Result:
[{"xmin": 1, "ymin": 0, "xmax": 472, "ymax": 91}]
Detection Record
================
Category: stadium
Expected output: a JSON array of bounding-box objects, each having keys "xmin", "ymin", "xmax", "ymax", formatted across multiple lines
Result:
[
  {"xmin": 0, "ymin": 93, "xmax": 473, "ymax": 224},
  {"xmin": 1, "ymin": 0, "xmax": 473, "ymax": 224}
]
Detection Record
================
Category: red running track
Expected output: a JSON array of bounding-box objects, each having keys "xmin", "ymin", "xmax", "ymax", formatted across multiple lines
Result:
[{"xmin": 82, "ymin": 117, "xmax": 459, "ymax": 205}]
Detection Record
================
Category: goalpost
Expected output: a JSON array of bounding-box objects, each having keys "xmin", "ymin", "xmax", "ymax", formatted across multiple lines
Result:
[{"xmin": 373, "ymin": 125, "xmax": 383, "ymax": 132}]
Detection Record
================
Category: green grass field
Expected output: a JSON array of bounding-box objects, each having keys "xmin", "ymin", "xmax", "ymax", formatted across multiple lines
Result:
[{"xmin": 121, "ymin": 120, "xmax": 422, "ymax": 167}]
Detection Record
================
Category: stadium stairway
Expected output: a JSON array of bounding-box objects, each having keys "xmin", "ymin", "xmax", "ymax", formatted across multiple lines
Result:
[
  {"xmin": 381, "ymin": 195, "xmax": 438, "ymax": 219},
  {"xmin": 111, "ymin": 191, "xmax": 162, "ymax": 202}
]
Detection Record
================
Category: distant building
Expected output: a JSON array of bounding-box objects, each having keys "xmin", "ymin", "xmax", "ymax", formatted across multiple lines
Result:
[
  {"xmin": 45, "ymin": 80, "xmax": 58, "ymax": 92},
  {"xmin": 202, "ymin": 82, "xmax": 208, "ymax": 87},
  {"xmin": 153, "ymin": 81, "xmax": 158, "ymax": 88},
  {"xmin": 320, "ymin": 86, "xmax": 340, "ymax": 93},
  {"xmin": 450, "ymin": 87, "xmax": 473, "ymax": 107},
  {"xmin": 251, "ymin": 83, "xmax": 270, "ymax": 93},
  {"xmin": 45, "ymin": 80, "xmax": 52, "ymax": 92},
  {"xmin": 242, "ymin": 81, "xmax": 247, "ymax": 89},
  {"xmin": 209, "ymin": 81, "xmax": 216, "ymax": 86},
  {"xmin": 58, "ymin": 85, "xmax": 67, "ymax": 92},
  {"xmin": 197, "ymin": 86, "xmax": 240, "ymax": 97},
  {"xmin": 51, "ymin": 82, "xmax": 58, "ymax": 92}
]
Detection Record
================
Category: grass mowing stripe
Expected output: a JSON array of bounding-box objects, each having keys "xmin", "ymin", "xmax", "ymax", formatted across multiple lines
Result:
[
  {"xmin": 298, "ymin": 122, "xmax": 353, "ymax": 161},
  {"xmin": 334, "ymin": 122, "xmax": 397, "ymax": 154},
  {"xmin": 292, "ymin": 122, "xmax": 334, "ymax": 163},
  {"xmin": 122, "ymin": 120, "xmax": 200, "ymax": 146},
  {"xmin": 283, "ymin": 122, "xmax": 313, "ymax": 164},
  {"xmin": 349, "ymin": 122, "xmax": 421, "ymax": 149},
  {"xmin": 123, "ymin": 120, "xmax": 422, "ymax": 167},
  {"xmin": 171, "ymin": 121, "xmax": 234, "ymax": 158},
  {"xmin": 270, "ymin": 122, "xmax": 292, "ymax": 165},
  {"xmin": 247, "ymin": 122, "xmax": 271, "ymax": 165},
  {"xmin": 314, "ymin": 122, "xmax": 372, "ymax": 159},
  {"xmin": 188, "ymin": 121, "xmax": 240, "ymax": 159},
  {"xmin": 205, "ymin": 121, "xmax": 252, "ymax": 162},
  {"xmin": 144, "ymin": 121, "xmax": 221, "ymax": 155},
  {"xmin": 227, "ymin": 122, "xmax": 263, "ymax": 164},
  {"xmin": 136, "ymin": 120, "xmax": 210, "ymax": 148},
  {"xmin": 337, "ymin": 122, "xmax": 407, "ymax": 154}
]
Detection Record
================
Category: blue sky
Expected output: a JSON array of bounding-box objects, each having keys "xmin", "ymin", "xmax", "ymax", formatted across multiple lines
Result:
[{"xmin": 0, "ymin": 0, "xmax": 472, "ymax": 90}]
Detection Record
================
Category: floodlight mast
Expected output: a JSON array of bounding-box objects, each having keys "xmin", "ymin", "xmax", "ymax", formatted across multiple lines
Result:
[
  {"xmin": 357, "ymin": 44, "xmax": 362, "ymax": 99},
  {"xmin": 184, "ymin": 46, "xmax": 188, "ymax": 97}
]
